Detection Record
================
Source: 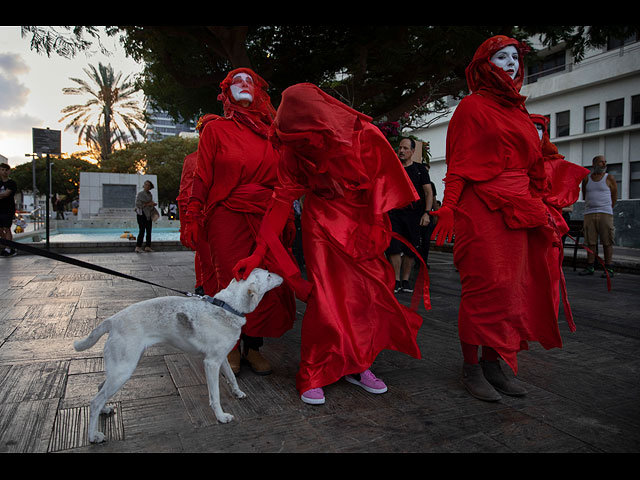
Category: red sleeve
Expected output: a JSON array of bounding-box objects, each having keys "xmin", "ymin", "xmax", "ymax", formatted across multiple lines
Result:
[
  {"xmin": 177, "ymin": 152, "xmax": 197, "ymax": 204},
  {"xmin": 446, "ymin": 95, "xmax": 507, "ymax": 182},
  {"xmin": 190, "ymin": 124, "xmax": 217, "ymax": 205}
]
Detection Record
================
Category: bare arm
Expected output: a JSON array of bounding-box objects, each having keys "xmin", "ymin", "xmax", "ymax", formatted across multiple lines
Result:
[{"xmin": 420, "ymin": 183, "xmax": 433, "ymax": 226}]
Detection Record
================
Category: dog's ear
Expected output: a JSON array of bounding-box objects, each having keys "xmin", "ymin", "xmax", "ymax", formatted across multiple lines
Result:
[{"xmin": 245, "ymin": 281, "xmax": 257, "ymax": 299}]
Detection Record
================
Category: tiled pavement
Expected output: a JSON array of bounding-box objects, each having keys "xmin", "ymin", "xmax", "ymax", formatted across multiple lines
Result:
[{"xmin": 0, "ymin": 248, "xmax": 638, "ymax": 453}]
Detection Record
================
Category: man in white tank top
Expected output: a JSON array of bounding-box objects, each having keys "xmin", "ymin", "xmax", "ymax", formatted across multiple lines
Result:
[{"xmin": 580, "ymin": 155, "xmax": 617, "ymax": 277}]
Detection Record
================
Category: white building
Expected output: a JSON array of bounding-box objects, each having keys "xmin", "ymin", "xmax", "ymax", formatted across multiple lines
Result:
[
  {"xmin": 413, "ymin": 34, "xmax": 640, "ymax": 247},
  {"xmin": 145, "ymin": 105, "xmax": 196, "ymax": 141}
]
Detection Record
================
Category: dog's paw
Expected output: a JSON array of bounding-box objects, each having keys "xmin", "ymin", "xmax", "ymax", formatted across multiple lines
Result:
[
  {"xmin": 89, "ymin": 431, "xmax": 106, "ymax": 444},
  {"xmin": 233, "ymin": 389, "xmax": 247, "ymax": 399},
  {"xmin": 216, "ymin": 412, "xmax": 235, "ymax": 424}
]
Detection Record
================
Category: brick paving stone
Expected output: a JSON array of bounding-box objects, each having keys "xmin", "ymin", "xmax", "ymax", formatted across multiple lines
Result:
[{"xmin": 0, "ymin": 248, "xmax": 638, "ymax": 453}]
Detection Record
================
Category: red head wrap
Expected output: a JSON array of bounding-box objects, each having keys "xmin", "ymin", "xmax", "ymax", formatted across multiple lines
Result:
[
  {"xmin": 217, "ymin": 67, "xmax": 276, "ymax": 138},
  {"xmin": 465, "ymin": 35, "xmax": 530, "ymax": 107},
  {"xmin": 272, "ymin": 83, "xmax": 372, "ymax": 167},
  {"xmin": 530, "ymin": 113, "xmax": 561, "ymax": 158}
]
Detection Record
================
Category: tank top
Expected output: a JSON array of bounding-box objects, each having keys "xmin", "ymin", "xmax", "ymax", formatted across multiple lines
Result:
[{"xmin": 584, "ymin": 173, "xmax": 613, "ymax": 215}]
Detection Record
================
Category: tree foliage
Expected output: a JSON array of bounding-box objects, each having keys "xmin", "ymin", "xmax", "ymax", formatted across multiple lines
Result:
[
  {"xmin": 111, "ymin": 25, "xmax": 640, "ymax": 126},
  {"xmin": 106, "ymin": 136, "xmax": 199, "ymax": 204},
  {"xmin": 22, "ymin": 25, "xmax": 640, "ymax": 127},
  {"xmin": 11, "ymin": 154, "xmax": 98, "ymax": 203},
  {"xmin": 59, "ymin": 62, "xmax": 146, "ymax": 162}
]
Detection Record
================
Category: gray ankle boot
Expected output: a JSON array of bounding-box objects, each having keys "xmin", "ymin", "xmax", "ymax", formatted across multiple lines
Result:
[
  {"xmin": 480, "ymin": 360, "xmax": 527, "ymax": 397},
  {"xmin": 461, "ymin": 363, "xmax": 501, "ymax": 402}
]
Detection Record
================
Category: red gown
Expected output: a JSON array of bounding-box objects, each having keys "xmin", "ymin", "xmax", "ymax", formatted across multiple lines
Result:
[
  {"xmin": 177, "ymin": 151, "xmax": 214, "ymax": 291},
  {"xmin": 269, "ymin": 83, "xmax": 424, "ymax": 394},
  {"xmin": 191, "ymin": 117, "xmax": 296, "ymax": 338},
  {"xmin": 187, "ymin": 69, "xmax": 296, "ymax": 339},
  {"xmin": 444, "ymin": 36, "xmax": 583, "ymax": 374}
]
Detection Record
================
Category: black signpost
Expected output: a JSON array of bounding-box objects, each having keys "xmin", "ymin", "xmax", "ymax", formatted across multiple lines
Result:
[{"xmin": 32, "ymin": 128, "xmax": 61, "ymax": 250}]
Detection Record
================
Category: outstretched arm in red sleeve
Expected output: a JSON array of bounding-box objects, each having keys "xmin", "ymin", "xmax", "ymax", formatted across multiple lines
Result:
[{"xmin": 232, "ymin": 195, "xmax": 292, "ymax": 280}]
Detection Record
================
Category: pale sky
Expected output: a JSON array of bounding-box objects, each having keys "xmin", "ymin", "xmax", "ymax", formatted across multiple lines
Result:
[{"xmin": 0, "ymin": 26, "xmax": 144, "ymax": 167}]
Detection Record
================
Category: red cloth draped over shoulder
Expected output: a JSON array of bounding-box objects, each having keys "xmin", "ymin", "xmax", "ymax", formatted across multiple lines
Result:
[
  {"xmin": 446, "ymin": 35, "xmax": 531, "ymax": 183},
  {"xmin": 272, "ymin": 83, "xmax": 419, "ymax": 218},
  {"xmin": 269, "ymin": 83, "xmax": 425, "ymax": 393},
  {"xmin": 530, "ymin": 114, "xmax": 589, "ymax": 216}
]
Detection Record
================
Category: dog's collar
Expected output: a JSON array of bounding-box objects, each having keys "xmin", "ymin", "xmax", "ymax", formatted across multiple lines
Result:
[{"xmin": 202, "ymin": 295, "xmax": 246, "ymax": 317}]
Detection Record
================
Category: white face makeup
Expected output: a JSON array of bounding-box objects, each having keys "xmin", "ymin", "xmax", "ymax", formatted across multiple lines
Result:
[
  {"xmin": 490, "ymin": 45, "xmax": 519, "ymax": 80},
  {"xmin": 536, "ymin": 124, "xmax": 544, "ymax": 140},
  {"xmin": 230, "ymin": 73, "xmax": 255, "ymax": 105}
]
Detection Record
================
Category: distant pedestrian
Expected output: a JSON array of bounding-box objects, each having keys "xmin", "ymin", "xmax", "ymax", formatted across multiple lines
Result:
[
  {"xmin": 0, "ymin": 163, "xmax": 18, "ymax": 257},
  {"xmin": 135, "ymin": 180, "xmax": 157, "ymax": 253},
  {"xmin": 386, "ymin": 137, "xmax": 433, "ymax": 293},
  {"xmin": 580, "ymin": 155, "xmax": 617, "ymax": 277}
]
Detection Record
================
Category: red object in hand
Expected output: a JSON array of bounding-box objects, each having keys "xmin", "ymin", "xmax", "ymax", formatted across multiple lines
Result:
[
  {"xmin": 232, "ymin": 251, "xmax": 264, "ymax": 281},
  {"xmin": 430, "ymin": 206, "xmax": 455, "ymax": 246}
]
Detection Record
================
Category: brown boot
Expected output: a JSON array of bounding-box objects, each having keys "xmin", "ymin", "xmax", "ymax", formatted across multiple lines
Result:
[
  {"xmin": 227, "ymin": 348, "xmax": 241, "ymax": 375},
  {"xmin": 481, "ymin": 360, "xmax": 527, "ymax": 397},
  {"xmin": 242, "ymin": 348, "xmax": 272, "ymax": 375},
  {"xmin": 461, "ymin": 362, "xmax": 501, "ymax": 402}
]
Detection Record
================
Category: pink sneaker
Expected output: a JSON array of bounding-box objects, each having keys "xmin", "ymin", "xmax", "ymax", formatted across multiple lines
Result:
[
  {"xmin": 301, "ymin": 387, "xmax": 325, "ymax": 405},
  {"xmin": 345, "ymin": 369, "xmax": 388, "ymax": 394}
]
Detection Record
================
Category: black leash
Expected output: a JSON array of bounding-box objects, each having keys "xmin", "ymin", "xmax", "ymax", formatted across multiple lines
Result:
[
  {"xmin": 0, "ymin": 238, "xmax": 247, "ymax": 316},
  {"xmin": 1, "ymin": 237, "xmax": 192, "ymax": 296}
]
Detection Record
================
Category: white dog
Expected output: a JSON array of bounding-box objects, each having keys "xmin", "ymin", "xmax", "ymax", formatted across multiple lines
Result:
[{"xmin": 73, "ymin": 268, "xmax": 283, "ymax": 443}]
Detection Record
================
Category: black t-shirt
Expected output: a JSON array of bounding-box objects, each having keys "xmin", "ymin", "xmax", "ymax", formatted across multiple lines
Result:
[
  {"xmin": 403, "ymin": 162, "xmax": 431, "ymax": 210},
  {"xmin": 0, "ymin": 178, "xmax": 17, "ymax": 214}
]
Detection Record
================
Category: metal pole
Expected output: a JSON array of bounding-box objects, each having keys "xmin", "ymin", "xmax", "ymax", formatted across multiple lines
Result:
[{"xmin": 46, "ymin": 154, "xmax": 50, "ymax": 250}]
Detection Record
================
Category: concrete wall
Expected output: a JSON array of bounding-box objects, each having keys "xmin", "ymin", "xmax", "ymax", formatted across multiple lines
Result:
[{"xmin": 78, "ymin": 172, "xmax": 158, "ymax": 220}]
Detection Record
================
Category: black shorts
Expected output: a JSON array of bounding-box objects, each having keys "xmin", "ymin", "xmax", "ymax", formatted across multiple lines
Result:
[
  {"xmin": 0, "ymin": 212, "xmax": 15, "ymax": 228},
  {"xmin": 387, "ymin": 208, "xmax": 421, "ymax": 257}
]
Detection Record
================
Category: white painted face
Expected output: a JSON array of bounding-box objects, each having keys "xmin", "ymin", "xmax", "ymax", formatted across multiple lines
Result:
[
  {"xmin": 536, "ymin": 124, "xmax": 544, "ymax": 140},
  {"xmin": 230, "ymin": 73, "xmax": 255, "ymax": 105},
  {"xmin": 490, "ymin": 45, "xmax": 519, "ymax": 80}
]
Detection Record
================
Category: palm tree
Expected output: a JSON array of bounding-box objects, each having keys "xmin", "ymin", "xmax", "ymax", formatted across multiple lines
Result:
[{"xmin": 60, "ymin": 62, "xmax": 146, "ymax": 162}]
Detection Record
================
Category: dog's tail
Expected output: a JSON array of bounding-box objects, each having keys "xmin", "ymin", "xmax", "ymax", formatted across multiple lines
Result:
[{"xmin": 73, "ymin": 319, "xmax": 112, "ymax": 351}]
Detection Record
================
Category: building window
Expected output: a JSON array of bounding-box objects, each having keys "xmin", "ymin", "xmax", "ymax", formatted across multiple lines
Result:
[
  {"xmin": 606, "ymin": 98, "xmax": 624, "ymax": 128},
  {"xmin": 526, "ymin": 50, "xmax": 566, "ymax": 84},
  {"xmin": 584, "ymin": 104, "xmax": 600, "ymax": 133},
  {"xmin": 632, "ymin": 95, "xmax": 640, "ymax": 125},
  {"xmin": 631, "ymin": 162, "xmax": 640, "ymax": 199},
  {"xmin": 607, "ymin": 163, "xmax": 623, "ymax": 200},
  {"xmin": 607, "ymin": 33, "xmax": 638, "ymax": 50},
  {"xmin": 556, "ymin": 110, "xmax": 570, "ymax": 137}
]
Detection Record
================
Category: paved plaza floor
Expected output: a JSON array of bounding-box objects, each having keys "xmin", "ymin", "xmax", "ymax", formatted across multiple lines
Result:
[{"xmin": 0, "ymin": 247, "xmax": 638, "ymax": 453}]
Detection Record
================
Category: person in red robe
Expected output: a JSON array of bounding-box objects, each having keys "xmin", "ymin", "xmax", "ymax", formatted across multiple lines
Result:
[
  {"xmin": 530, "ymin": 113, "xmax": 591, "ymax": 296},
  {"xmin": 177, "ymin": 116, "xmax": 218, "ymax": 296},
  {"xmin": 182, "ymin": 68, "xmax": 297, "ymax": 375},
  {"xmin": 233, "ymin": 83, "xmax": 425, "ymax": 405},
  {"xmin": 431, "ymin": 35, "xmax": 584, "ymax": 402}
]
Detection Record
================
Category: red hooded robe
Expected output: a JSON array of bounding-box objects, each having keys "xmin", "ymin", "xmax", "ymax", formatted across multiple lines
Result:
[
  {"xmin": 186, "ymin": 68, "xmax": 296, "ymax": 339},
  {"xmin": 269, "ymin": 83, "xmax": 424, "ymax": 394},
  {"xmin": 444, "ymin": 36, "xmax": 580, "ymax": 374},
  {"xmin": 178, "ymin": 115, "xmax": 219, "ymax": 291}
]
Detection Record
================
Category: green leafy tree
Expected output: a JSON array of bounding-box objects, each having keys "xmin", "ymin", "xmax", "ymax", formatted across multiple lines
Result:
[
  {"xmin": 10, "ymin": 154, "xmax": 98, "ymax": 205},
  {"xmin": 106, "ymin": 136, "xmax": 199, "ymax": 205},
  {"xmin": 23, "ymin": 25, "xmax": 640, "ymax": 126},
  {"xmin": 59, "ymin": 62, "xmax": 146, "ymax": 163}
]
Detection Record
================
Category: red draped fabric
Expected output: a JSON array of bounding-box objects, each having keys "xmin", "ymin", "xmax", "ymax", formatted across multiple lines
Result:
[
  {"xmin": 187, "ymin": 69, "xmax": 296, "ymax": 338},
  {"xmin": 270, "ymin": 83, "xmax": 424, "ymax": 394},
  {"xmin": 177, "ymin": 151, "xmax": 214, "ymax": 289},
  {"xmin": 444, "ymin": 36, "xmax": 582, "ymax": 374}
]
